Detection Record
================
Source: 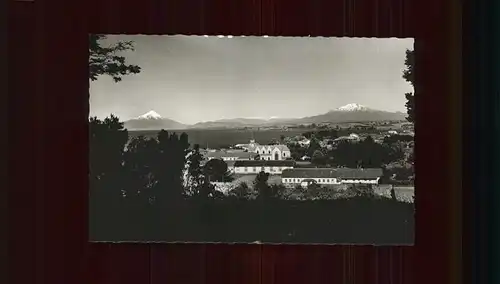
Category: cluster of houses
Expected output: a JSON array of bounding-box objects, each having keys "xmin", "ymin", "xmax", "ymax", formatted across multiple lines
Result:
[{"xmin": 203, "ymin": 139, "xmax": 383, "ymax": 188}]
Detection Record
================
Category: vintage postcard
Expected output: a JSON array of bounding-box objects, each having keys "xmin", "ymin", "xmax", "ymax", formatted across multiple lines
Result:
[{"xmin": 89, "ymin": 35, "xmax": 415, "ymax": 244}]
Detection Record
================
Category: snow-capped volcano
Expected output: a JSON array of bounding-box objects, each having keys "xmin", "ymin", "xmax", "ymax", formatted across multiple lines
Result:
[
  {"xmin": 125, "ymin": 111, "xmax": 187, "ymax": 130},
  {"xmin": 336, "ymin": 103, "xmax": 369, "ymax": 112},
  {"xmin": 137, "ymin": 110, "xmax": 162, "ymax": 120}
]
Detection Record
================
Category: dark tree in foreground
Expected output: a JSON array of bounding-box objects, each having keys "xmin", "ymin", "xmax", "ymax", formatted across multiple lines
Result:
[
  {"xmin": 305, "ymin": 183, "xmax": 322, "ymax": 200},
  {"xmin": 89, "ymin": 115, "xmax": 129, "ymax": 201},
  {"xmin": 186, "ymin": 144, "xmax": 219, "ymax": 199},
  {"xmin": 269, "ymin": 184, "xmax": 287, "ymax": 199},
  {"xmin": 230, "ymin": 182, "xmax": 254, "ymax": 199},
  {"xmin": 391, "ymin": 187, "xmax": 397, "ymax": 200},
  {"xmin": 348, "ymin": 184, "xmax": 376, "ymax": 198},
  {"xmin": 122, "ymin": 135, "xmax": 158, "ymax": 204},
  {"xmin": 186, "ymin": 144, "xmax": 205, "ymax": 195},
  {"xmin": 89, "ymin": 34, "xmax": 141, "ymax": 82},
  {"xmin": 203, "ymin": 159, "xmax": 234, "ymax": 182},
  {"xmin": 254, "ymin": 171, "xmax": 271, "ymax": 199},
  {"xmin": 403, "ymin": 49, "xmax": 415, "ymax": 123},
  {"xmin": 152, "ymin": 130, "xmax": 190, "ymax": 202},
  {"xmin": 253, "ymin": 172, "xmax": 285, "ymax": 200}
]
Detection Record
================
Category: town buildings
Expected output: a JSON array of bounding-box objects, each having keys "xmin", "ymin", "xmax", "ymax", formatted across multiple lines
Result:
[
  {"xmin": 236, "ymin": 139, "xmax": 291, "ymax": 161},
  {"xmin": 233, "ymin": 160, "xmax": 296, "ymax": 175},
  {"xmin": 281, "ymin": 168, "xmax": 383, "ymax": 187}
]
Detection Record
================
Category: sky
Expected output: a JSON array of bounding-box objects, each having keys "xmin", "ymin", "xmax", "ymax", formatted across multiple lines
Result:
[{"xmin": 89, "ymin": 35, "xmax": 414, "ymax": 125}]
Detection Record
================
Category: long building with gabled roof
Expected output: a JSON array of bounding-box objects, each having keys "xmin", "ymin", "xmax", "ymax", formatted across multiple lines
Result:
[
  {"xmin": 281, "ymin": 168, "xmax": 383, "ymax": 186},
  {"xmin": 233, "ymin": 160, "xmax": 296, "ymax": 175},
  {"xmin": 205, "ymin": 150, "xmax": 258, "ymax": 161}
]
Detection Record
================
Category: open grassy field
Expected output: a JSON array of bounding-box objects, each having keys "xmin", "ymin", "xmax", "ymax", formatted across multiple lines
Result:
[{"xmin": 129, "ymin": 129, "xmax": 306, "ymax": 148}]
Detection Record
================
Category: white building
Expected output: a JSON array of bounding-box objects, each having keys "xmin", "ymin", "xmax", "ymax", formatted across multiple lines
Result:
[
  {"xmin": 235, "ymin": 140, "xmax": 291, "ymax": 160},
  {"xmin": 246, "ymin": 140, "xmax": 291, "ymax": 160},
  {"xmin": 233, "ymin": 160, "xmax": 295, "ymax": 175},
  {"xmin": 281, "ymin": 168, "xmax": 383, "ymax": 187}
]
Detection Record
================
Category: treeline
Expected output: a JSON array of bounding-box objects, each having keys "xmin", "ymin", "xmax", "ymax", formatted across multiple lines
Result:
[
  {"xmin": 89, "ymin": 116, "xmax": 414, "ymax": 243},
  {"xmin": 288, "ymin": 135, "xmax": 408, "ymax": 167}
]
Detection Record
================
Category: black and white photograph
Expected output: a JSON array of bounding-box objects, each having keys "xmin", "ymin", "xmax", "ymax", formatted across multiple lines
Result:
[{"xmin": 89, "ymin": 35, "xmax": 415, "ymax": 244}]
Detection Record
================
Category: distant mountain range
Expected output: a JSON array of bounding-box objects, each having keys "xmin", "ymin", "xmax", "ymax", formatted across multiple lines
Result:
[{"xmin": 123, "ymin": 104, "xmax": 407, "ymax": 130}]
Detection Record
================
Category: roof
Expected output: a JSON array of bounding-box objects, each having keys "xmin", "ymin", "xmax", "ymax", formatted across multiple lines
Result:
[
  {"xmin": 295, "ymin": 162, "xmax": 317, "ymax": 168},
  {"xmin": 254, "ymin": 144, "xmax": 290, "ymax": 152},
  {"xmin": 234, "ymin": 160, "xmax": 296, "ymax": 167},
  {"xmin": 206, "ymin": 151, "xmax": 257, "ymax": 159},
  {"xmin": 281, "ymin": 168, "xmax": 383, "ymax": 179}
]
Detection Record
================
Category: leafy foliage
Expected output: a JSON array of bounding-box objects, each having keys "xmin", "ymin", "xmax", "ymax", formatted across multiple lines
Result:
[
  {"xmin": 380, "ymin": 166, "xmax": 414, "ymax": 185},
  {"xmin": 89, "ymin": 115, "xmax": 129, "ymax": 201},
  {"xmin": 153, "ymin": 130, "xmax": 191, "ymax": 202},
  {"xmin": 89, "ymin": 34, "xmax": 141, "ymax": 82},
  {"xmin": 306, "ymin": 137, "xmax": 322, "ymax": 157},
  {"xmin": 203, "ymin": 159, "xmax": 234, "ymax": 182},
  {"xmin": 330, "ymin": 136, "xmax": 404, "ymax": 168},
  {"xmin": 254, "ymin": 171, "xmax": 283, "ymax": 200},
  {"xmin": 402, "ymin": 49, "xmax": 414, "ymax": 85},
  {"xmin": 122, "ymin": 135, "xmax": 159, "ymax": 204},
  {"xmin": 287, "ymin": 143, "xmax": 307, "ymax": 160},
  {"xmin": 383, "ymin": 134, "xmax": 414, "ymax": 145},
  {"xmin": 229, "ymin": 182, "xmax": 255, "ymax": 199},
  {"xmin": 403, "ymin": 49, "xmax": 415, "ymax": 123},
  {"xmin": 311, "ymin": 149, "xmax": 327, "ymax": 166},
  {"xmin": 186, "ymin": 144, "xmax": 208, "ymax": 196},
  {"xmin": 254, "ymin": 171, "xmax": 270, "ymax": 197},
  {"xmin": 304, "ymin": 183, "xmax": 323, "ymax": 200},
  {"xmin": 345, "ymin": 184, "xmax": 376, "ymax": 198}
]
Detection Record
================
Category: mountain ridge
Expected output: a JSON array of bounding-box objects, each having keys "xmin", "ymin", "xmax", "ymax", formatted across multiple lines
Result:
[{"xmin": 124, "ymin": 104, "xmax": 407, "ymax": 130}]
